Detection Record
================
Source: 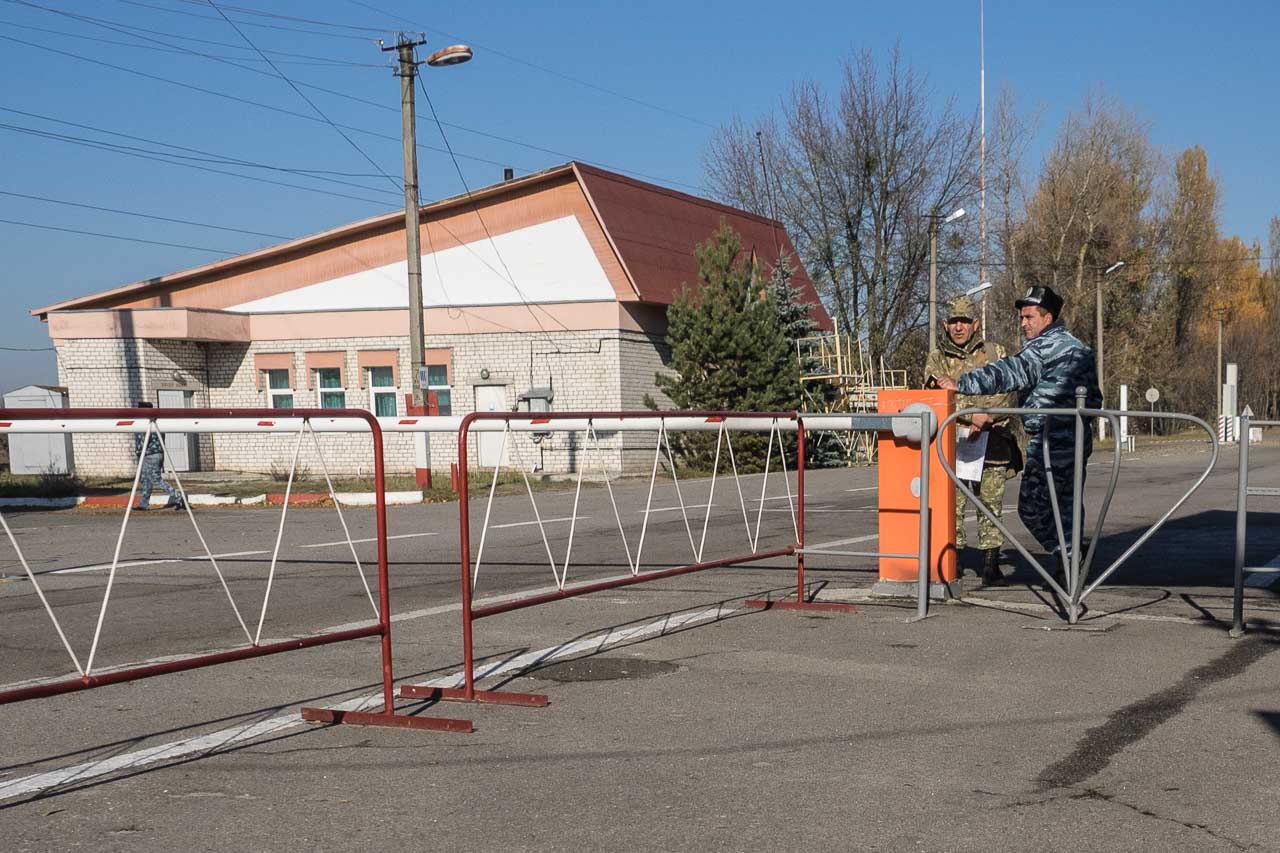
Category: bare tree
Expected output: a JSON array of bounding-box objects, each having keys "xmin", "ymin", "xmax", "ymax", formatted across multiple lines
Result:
[{"xmin": 704, "ymin": 45, "xmax": 979, "ymax": 367}]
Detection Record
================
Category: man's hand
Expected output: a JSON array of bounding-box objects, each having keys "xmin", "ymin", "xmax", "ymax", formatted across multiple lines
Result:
[
  {"xmin": 969, "ymin": 412, "xmax": 993, "ymax": 432},
  {"xmin": 936, "ymin": 376, "xmax": 958, "ymax": 391}
]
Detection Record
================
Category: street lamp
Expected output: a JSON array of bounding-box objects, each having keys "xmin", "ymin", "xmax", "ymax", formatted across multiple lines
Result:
[
  {"xmin": 383, "ymin": 37, "xmax": 473, "ymax": 409},
  {"xmin": 928, "ymin": 207, "xmax": 966, "ymax": 354},
  {"xmin": 968, "ymin": 280, "xmax": 993, "ymax": 331},
  {"xmin": 1096, "ymin": 260, "xmax": 1125, "ymax": 406}
]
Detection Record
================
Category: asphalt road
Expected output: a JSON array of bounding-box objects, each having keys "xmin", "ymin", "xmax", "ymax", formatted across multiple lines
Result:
[{"xmin": 1, "ymin": 439, "xmax": 1277, "ymax": 851}]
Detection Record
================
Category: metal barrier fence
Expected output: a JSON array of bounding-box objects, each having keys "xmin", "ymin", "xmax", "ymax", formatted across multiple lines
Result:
[
  {"xmin": 0, "ymin": 407, "xmax": 471, "ymax": 733},
  {"xmin": 937, "ymin": 392, "xmax": 1218, "ymax": 624},
  {"xmin": 1232, "ymin": 415, "xmax": 1280, "ymax": 637},
  {"xmin": 395, "ymin": 409, "xmax": 933, "ymax": 709}
]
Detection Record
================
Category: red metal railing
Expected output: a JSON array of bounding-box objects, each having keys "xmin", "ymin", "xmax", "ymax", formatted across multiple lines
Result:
[
  {"xmin": 400, "ymin": 410, "xmax": 854, "ymax": 710},
  {"xmin": 0, "ymin": 407, "xmax": 471, "ymax": 733}
]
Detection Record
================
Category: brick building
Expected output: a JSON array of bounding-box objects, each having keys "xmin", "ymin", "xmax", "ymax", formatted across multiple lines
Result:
[{"xmin": 33, "ymin": 162, "xmax": 827, "ymax": 477}]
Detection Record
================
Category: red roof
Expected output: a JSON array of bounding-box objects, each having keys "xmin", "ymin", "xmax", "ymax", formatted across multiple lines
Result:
[{"xmin": 574, "ymin": 163, "xmax": 831, "ymax": 330}]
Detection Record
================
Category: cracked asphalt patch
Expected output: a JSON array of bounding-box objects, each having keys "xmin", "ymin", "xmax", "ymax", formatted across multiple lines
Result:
[{"xmin": 1034, "ymin": 635, "xmax": 1280, "ymax": 792}]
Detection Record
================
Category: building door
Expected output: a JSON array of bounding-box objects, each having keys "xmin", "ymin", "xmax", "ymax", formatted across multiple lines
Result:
[
  {"xmin": 157, "ymin": 389, "xmax": 196, "ymax": 472},
  {"xmin": 474, "ymin": 385, "xmax": 508, "ymax": 469}
]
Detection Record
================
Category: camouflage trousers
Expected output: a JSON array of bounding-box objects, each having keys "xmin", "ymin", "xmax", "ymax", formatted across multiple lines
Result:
[
  {"xmin": 956, "ymin": 466, "xmax": 1008, "ymax": 550},
  {"xmin": 138, "ymin": 452, "xmax": 178, "ymax": 509},
  {"xmin": 1018, "ymin": 441, "xmax": 1088, "ymax": 553}
]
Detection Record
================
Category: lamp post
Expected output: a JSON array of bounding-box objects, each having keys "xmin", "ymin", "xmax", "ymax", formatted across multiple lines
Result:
[
  {"xmin": 1216, "ymin": 307, "xmax": 1228, "ymax": 418},
  {"xmin": 383, "ymin": 37, "xmax": 472, "ymax": 409},
  {"xmin": 1096, "ymin": 260, "xmax": 1124, "ymax": 406},
  {"xmin": 928, "ymin": 207, "xmax": 966, "ymax": 354}
]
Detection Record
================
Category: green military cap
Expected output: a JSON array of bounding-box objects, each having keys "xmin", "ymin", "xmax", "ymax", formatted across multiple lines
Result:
[{"xmin": 945, "ymin": 295, "xmax": 977, "ymax": 321}]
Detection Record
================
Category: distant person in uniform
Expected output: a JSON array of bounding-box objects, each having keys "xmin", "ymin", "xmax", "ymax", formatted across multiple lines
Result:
[
  {"xmin": 925, "ymin": 296, "xmax": 1020, "ymax": 586},
  {"xmin": 937, "ymin": 286, "xmax": 1101, "ymax": 582},
  {"xmin": 133, "ymin": 402, "xmax": 184, "ymax": 511}
]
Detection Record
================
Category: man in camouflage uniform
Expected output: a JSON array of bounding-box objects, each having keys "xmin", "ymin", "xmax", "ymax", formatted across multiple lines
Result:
[
  {"xmin": 133, "ymin": 402, "xmax": 184, "ymax": 511},
  {"xmin": 938, "ymin": 286, "xmax": 1101, "ymax": 581},
  {"xmin": 925, "ymin": 296, "xmax": 1019, "ymax": 586}
]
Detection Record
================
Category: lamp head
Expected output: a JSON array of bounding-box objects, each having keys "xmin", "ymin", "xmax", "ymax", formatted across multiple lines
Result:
[{"xmin": 427, "ymin": 44, "xmax": 473, "ymax": 67}]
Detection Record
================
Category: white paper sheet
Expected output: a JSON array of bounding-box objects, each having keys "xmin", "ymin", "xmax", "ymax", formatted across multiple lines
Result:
[{"xmin": 955, "ymin": 426, "xmax": 989, "ymax": 482}]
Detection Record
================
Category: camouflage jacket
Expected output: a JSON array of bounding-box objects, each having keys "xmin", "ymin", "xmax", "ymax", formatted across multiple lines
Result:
[
  {"xmin": 955, "ymin": 321, "xmax": 1102, "ymax": 454},
  {"xmin": 925, "ymin": 337, "xmax": 1019, "ymax": 468},
  {"xmin": 133, "ymin": 430, "xmax": 164, "ymax": 458}
]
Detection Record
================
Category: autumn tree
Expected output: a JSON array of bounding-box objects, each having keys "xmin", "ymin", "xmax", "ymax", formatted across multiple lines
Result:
[{"xmin": 704, "ymin": 45, "xmax": 979, "ymax": 372}]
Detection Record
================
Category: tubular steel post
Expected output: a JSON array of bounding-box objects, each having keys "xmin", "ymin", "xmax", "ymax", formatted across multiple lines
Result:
[
  {"xmin": 916, "ymin": 409, "xmax": 931, "ymax": 620},
  {"xmin": 796, "ymin": 419, "xmax": 806, "ymax": 604},
  {"xmin": 1231, "ymin": 417, "xmax": 1249, "ymax": 638},
  {"xmin": 457, "ymin": 414, "xmax": 477, "ymax": 701},
  {"xmin": 1069, "ymin": 387, "xmax": 1086, "ymax": 623}
]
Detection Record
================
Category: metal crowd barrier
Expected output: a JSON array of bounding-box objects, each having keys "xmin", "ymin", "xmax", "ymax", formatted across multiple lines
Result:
[
  {"xmin": 0, "ymin": 407, "xmax": 471, "ymax": 733},
  {"xmin": 390, "ymin": 409, "xmax": 932, "ymax": 709},
  {"xmin": 936, "ymin": 391, "xmax": 1218, "ymax": 624},
  {"xmin": 1232, "ymin": 415, "xmax": 1280, "ymax": 637}
]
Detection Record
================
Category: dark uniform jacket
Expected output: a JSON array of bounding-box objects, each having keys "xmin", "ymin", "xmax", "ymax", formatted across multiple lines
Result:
[
  {"xmin": 955, "ymin": 320, "xmax": 1102, "ymax": 458},
  {"xmin": 925, "ymin": 336, "xmax": 1019, "ymax": 469}
]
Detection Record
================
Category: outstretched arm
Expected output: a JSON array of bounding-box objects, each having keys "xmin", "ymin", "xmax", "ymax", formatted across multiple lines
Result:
[{"xmin": 956, "ymin": 348, "xmax": 1041, "ymax": 397}]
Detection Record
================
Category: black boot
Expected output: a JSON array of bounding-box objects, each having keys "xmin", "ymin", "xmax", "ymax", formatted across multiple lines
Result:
[{"xmin": 980, "ymin": 548, "xmax": 1006, "ymax": 587}]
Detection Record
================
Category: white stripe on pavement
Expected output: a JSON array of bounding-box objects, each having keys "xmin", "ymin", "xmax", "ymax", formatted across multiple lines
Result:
[{"xmin": 0, "ymin": 599, "xmax": 737, "ymax": 802}]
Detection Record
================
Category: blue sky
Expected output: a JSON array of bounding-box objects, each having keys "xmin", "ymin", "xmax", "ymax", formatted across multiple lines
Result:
[{"xmin": 2, "ymin": 0, "xmax": 1277, "ymax": 391}]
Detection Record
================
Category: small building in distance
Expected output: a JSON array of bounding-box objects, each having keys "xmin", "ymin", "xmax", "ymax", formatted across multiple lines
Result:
[{"xmin": 33, "ymin": 162, "xmax": 828, "ymax": 478}]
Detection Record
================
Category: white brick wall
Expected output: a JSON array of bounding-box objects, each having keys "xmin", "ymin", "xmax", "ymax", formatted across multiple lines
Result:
[{"xmin": 56, "ymin": 326, "xmax": 672, "ymax": 478}]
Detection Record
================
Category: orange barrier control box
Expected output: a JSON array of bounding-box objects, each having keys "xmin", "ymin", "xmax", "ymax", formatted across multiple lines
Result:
[{"xmin": 876, "ymin": 389, "xmax": 957, "ymax": 587}]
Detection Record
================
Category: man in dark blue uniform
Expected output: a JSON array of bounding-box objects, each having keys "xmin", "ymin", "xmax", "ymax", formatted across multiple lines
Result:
[{"xmin": 937, "ymin": 286, "xmax": 1101, "ymax": 574}]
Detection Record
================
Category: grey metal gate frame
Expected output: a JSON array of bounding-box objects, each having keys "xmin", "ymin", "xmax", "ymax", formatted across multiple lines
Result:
[
  {"xmin": 1231, "ymin": 415, "xmax": 1280, "ymax": 637},
  {"xmin": 935, "ymin": 389, "xmax": 1218, "ymax": 624}
]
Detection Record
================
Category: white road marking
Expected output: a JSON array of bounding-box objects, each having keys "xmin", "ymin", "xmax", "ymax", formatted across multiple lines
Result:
[
  {"xmin": 805, "ymin": 534, "xmax": 878, "ymax": 549},
  {"xmin": 0, "ymin": 597, "xmax": 736, "ymax": 802},
  {"xmin": 844, "ymin": 487, "xmax": 878, "ymax": 493},
  {"xmin": 52, "ymin": 550, "xmax": 269, "ymax": 575},
  {"xmin": 301, "ymin": 532, "xmax": 439, "ymax": 548},
  {"xmin": 489, "ymin": 516, "xmax": 585, "ymax": 530}
]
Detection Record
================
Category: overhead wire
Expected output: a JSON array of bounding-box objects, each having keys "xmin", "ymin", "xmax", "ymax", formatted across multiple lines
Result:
[
  {"xmin": 0, "ymin": 217, "xmax": 237, "ymax": 254},
  {"xmin": 417, "ymin": 74, "xmax": 570, "ymax": 350},
  {"xmin": 3, "ymin": 1, "xmax": 383, "ymax": 65},
  {"xmin": 0, "ymin": 189, "xmax": 293, "ymax": 240},
  {"xmin": 203, "ymin": 0, "xmax": 400, "ymax": 192},
  {"xmin": 6, "ymin": 6, "xmax": 702, "ymax": 191},
  {"xmin": 111, "ymin": 0, "xmax": 375, "ymax": 40},
  {"xmin": 344, "ymin": 0, "xmax": 716, "ymax": 129},
  {"xmin": 0, "ymin": 120, "xmax": 398, "ymax": 205}
]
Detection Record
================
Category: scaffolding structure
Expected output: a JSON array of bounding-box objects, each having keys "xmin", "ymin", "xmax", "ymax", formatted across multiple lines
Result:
[{"xmin": 796, "ymin": 325, "xmax": 909, "ymax": 464}]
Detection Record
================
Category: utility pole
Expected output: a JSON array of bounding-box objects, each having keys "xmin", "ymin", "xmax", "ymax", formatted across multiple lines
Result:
[
  {"xmin": 929, "ymin": 218, "xmax": 939, "ymax": 355},
  {"xmin": 1095, "ymin": 266, "xmax": 1104, "ymax": 403},
  {"xmin": 384, "ymin": 36, "xmax": 427, "ymax": 408},
  {"xmin": 979, "ymin": 0, "xmax": 987, "ymax": 333},
  {"xmin": 1216, "ymin": 307, "xmax": 1227, "ymax": 418}
]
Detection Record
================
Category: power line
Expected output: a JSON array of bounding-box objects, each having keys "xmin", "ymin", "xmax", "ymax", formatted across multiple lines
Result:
[
  {"xmin": 0, "ymin": 217, "xmax": 237, "ymax": 254},
  {"xmin": 8, "ymin": 8, "xmax": 703, "ymax": 192},
  {"xmin": 418, "ymin": 74, "xmax": 568, "ymax": 349},
  {"xmin": 3, "ymin": 2, "xmax": 382, "ymax": 65},
  {"xmin": 345, "ymin": 0, "xmax": 715, "ymax": 129},
  {"xmin": 0, "ymin": 189, "xmax": 293, "ymax": 240},
  {"xmin": 165, "ymin": 0, "xmax": 391, "ymax": 34},
  {"xmin": 111, "ymin": 0, "xmax": 375, "ymax": 40},
  {"xmin": 0, "ymin": 121, "xmax": 397, "ymax": 205},
  {"xmin": 0, "ymin": 33, "xmax": 541, "ymax": 176},
  {"xmin": 204, "ymin": 0, "xmax": 400, "ymax": 192}
]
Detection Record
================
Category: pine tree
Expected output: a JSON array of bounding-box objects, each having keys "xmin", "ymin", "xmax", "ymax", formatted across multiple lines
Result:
[{"xmin": 654, "ymin": 222, "xmax": 801, "ymax": 469}]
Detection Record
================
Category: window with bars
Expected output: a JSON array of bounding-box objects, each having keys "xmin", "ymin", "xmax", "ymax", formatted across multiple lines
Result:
[
  {"xmin": 369, "ymin": 366, "xmax": 397, "ymax": 417},
  {"xmin": 316, "ymin": 367, "xmax": 345, "ymax": 409},
  {"xmin": 265, "ymin": 368, "xmax": 293, "ymax": 409}
]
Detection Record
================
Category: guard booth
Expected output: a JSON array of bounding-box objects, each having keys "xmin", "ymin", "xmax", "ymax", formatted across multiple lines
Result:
[
  {"xmin": 874, "ymin": 389, "xmax": 957, "ymax": 597},
  {"xmin": 3, "ymin": 385, "xmax": 75, "ymax": 475}
]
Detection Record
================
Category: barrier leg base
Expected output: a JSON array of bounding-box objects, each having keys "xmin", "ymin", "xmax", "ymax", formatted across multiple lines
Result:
[
  {"xmin": 743, "ymin": 598, "xmax": 858, "ymax": 614},
  {"xmin": 399, "ymin": 685, "xmax": 549, "ymax": 708},
  {"xmin": 301, "ymin": 706, "xmax": 474, "ymax": 733}
]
